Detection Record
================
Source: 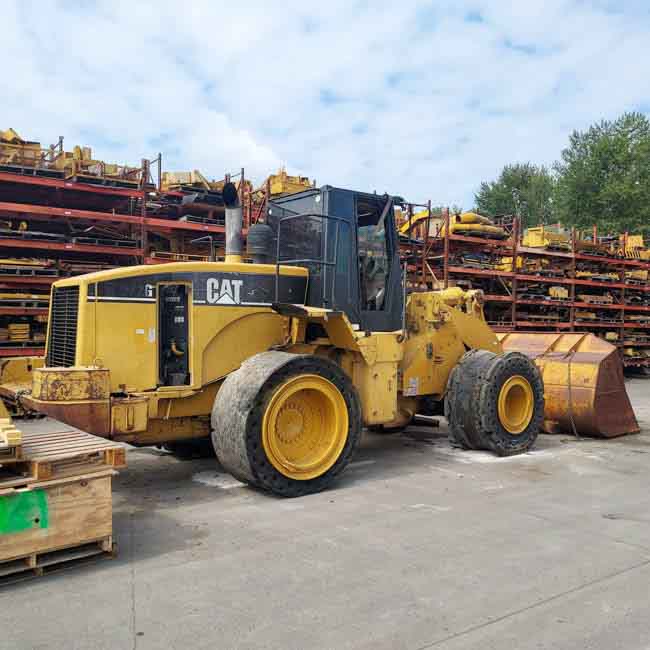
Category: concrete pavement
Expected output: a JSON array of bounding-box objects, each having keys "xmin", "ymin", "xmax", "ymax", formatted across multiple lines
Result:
[{"xmin": 1, "ymin": 378, "xmax": 649, "ymax": 650}]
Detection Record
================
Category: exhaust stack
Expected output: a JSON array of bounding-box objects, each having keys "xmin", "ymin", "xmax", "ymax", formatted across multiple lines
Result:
[{"xmin": 223, "ymin": 182, "xmax": 243, "ymax": 263}]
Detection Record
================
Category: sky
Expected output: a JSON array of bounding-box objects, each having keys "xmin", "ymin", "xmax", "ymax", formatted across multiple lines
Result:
[{"xmin": 4, "ymin": 1, "xmax": 650, "ymax": 208}]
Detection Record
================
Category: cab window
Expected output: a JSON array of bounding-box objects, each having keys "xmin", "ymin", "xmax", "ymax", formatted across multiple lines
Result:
[{"xmin": 357, "ymin": 197, "xmax": 390, "ymax": 311}]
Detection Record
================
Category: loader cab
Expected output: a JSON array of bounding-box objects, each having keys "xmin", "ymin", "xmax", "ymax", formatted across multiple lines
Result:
[{"xmin": 268, "ymin": 186, "xmax": 403, "ymax": 332}]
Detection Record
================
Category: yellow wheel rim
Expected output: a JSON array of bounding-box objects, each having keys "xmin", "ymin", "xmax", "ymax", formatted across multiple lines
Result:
[
  {"xmin": 262, "ymin": 374, "xmax": 348, "ymax": 481},
  {"xmin": 497, "ymin": 375, "xmax": 534, "ymax": 435}
]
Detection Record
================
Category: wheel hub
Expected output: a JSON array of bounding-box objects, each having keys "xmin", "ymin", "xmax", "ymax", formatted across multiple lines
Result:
[
  {"xmin": 262, "ymin": 374, "xmax": 348, "ymax": 480},
  {"xmin": 497, "ymin": 375, "xmax": 534, "ymax": 435},
  {"xmin": 276, "ymin": 404, "xmax": 306, "ymax": 444}
]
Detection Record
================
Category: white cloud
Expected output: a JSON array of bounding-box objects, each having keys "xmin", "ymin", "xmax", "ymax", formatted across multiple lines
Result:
[{"xmin": 3, "ymin": 0, "xmax": 649, "ymax": 207}]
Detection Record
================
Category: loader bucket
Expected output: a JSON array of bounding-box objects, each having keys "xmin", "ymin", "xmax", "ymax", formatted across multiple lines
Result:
[{"xmin": 497, "ymin": 333, "xmax": 639, "ymax": 437}]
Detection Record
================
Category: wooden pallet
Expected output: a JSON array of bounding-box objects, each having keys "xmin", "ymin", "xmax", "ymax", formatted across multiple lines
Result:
[
  {"xmin": 0, "ymin": 536, "xmax": 114, "ymax": 584},
  {"xmin": 0, "ymin": 429, "xmax": 126, "ymax": 490},
  {"xmin": 0, "ymin": 472, "xmax": 116, "ymax": 579}
]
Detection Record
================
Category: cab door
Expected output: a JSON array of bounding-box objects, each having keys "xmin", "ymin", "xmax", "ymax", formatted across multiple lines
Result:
[{"xmin": 356, "ymin": 196, "xmax": 403, "ymax": 332}]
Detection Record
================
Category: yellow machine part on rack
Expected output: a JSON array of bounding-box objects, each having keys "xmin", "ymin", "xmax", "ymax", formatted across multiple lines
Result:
[
  {"xmin": 522, "ymin": 226, "xmax": 571, "ymax": 250},
  {"xmin": 161, "ymin": 169, "xmax": 214, "ymax": 191},
  {"xmin": 498, "ymin": 332, "xmax": 639, "ymax": 437},
  {"xmin": 397, "ymin": 209, "xmax": 439, "ymax": 236},
  {"xmin": 0, "ymin": 128, "xmax": 42, "ymax": 166},
  {"xmin": 626, "ymin": 269, "xmax": 648, "ymax": 282},
  {"xmin": 443, "ymin": 212, "xmax": 507, "ymax": 239},
  {"xmin": 455, "ymin": 212, "xmax": 493, "ymax": 225},
  {"xmin": 399, "ymin": 210, "xmax": 507, "ymax": 239},
  {"xmin": 447, "ymin": 222, "xmax": 507, "ymax": 238},
  {"xmin": 619, "ymin": 234, "xmax": 650, "ymax": 260},
  {"xmin": 549, "ymin": 286, "xmax": 569, "ymax": 300},
  {"xmin": 264, "ymin": 167, "xmax": 315, "ymax": 196}
]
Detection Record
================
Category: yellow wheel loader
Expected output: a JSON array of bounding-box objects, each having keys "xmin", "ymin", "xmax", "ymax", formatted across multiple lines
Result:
[{"xmin": 1, "ymin": 184, "xmax": 638, "ymax": 496}]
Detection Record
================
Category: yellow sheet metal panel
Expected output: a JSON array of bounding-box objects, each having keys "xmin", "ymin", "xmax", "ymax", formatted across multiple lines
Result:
[
  {"xmin": 356, "ymin": 332, "xmax": 403, "ymax": 364},
  {"xmin": 111, "ymin": 396, "xmax": 149, "ymax": 435},
  {"xmin": 353, "ymin": 358, "xmax": 398, "ymax": 425},
  {"xmin": 82, "ymin": 302, "xmax": 289, "ymax": 394},
  {"xmin": 348, "ymin": 333, "xmax": 403, "ymax": 425},
  {"xmin": 197, "ymin": 307, "xmax": 288, "ymax": 385},
  {"xmin": 83, "ymin": 301, "xmax": 157, "ymax": 392},
  {"xmin": 402, "ymin": 293, "xmax": 457, "ymax": 396},
  {"xmin": 66, "ymin": 261, "xmax": 308, "ymax": 393},
  {"xmin": 114, "ymin": 415, "xmax": 210, "ymax": 445}
]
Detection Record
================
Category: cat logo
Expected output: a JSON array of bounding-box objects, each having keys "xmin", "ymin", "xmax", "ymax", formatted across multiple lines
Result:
[{"xmin": 206, "ymin": 277, "xmax": 244, "ymax": 305}]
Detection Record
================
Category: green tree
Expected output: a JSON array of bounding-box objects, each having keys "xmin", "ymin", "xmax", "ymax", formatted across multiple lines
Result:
[
  {"xmin": 474, "ymin": 163, "xmax": 556, "ymax": 228},
  {"xmin": 554, "ymin": 112, "xmax": 650, "ymax": 236}
]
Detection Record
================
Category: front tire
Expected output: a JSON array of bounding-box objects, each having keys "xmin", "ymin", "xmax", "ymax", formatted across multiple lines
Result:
[
  {"xmin": 212, "ymin": 352, "xmax": 362, "ymax": 497},
  {"xmin": 445, "ymin": 350, "xmax": 544, "ymax": 456}
]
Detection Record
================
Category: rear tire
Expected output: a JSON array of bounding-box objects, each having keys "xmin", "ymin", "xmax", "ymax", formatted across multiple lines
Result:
[
  {"xmin": 212, "ymin": 351, "xmax": 361, "ymax": 497},
  {"xmin": 445, "ymin": 350, "xmax": 544, "ymax": 456}
]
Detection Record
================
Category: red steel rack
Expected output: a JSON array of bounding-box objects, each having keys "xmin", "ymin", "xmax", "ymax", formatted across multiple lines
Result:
[
  {"xmin": 401, "ymin": 211, "xmax": 650, "ymax": 371},
  {"xmin": 0, "ymin": 161, "xmax": 251, "ymax": 357}
]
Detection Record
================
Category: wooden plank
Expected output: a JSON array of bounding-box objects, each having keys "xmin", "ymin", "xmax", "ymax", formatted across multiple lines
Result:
[
  {"xmin": 32, "ymin": 448, "xmax": 126, "ymax": 469},
  {"xmin": 21, "ymin": 431, "xmax": 120, "ymax": 452},
  {"xmin": 0, "ymin": 430, "xmax": 124, "ymax": 487},
  {"xmin": 20, "ymin": 430, "xmax": 104, "ymax": 443},
  {"xmin": 0, "ymin": 477, "xmax": 37, "ymax": 493},
  {"xmin": 0, "ymin": 447, "xmax": 22, "ymax": 463},
  {"xmin": 18, "ymin": 469, "xmax": 116, "ymax": 491},
  {"xmin": 28, "ymin": 438, "xmax": 122, "ymax": 454},
  {"xmin": 0, "ymin": 475, "xmax": 113, "ymax": 562},
  {"xmin": 27, "ymin": 440, "xmax": 120, "ymax": 456},
  {"xmin": 20, "ymin": 430, "xmax": 90, "ymax": 441},
  {"xmin": 28, "ymin": 458, "xmax": 105, "ymax": 482},
  {"xmin": 0, "ymin": 469, "xmax": 115, "ymax": 497}
]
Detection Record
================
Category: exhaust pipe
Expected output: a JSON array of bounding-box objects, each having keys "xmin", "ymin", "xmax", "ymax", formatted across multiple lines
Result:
[{"xmin": 223, "ymin": 182, "xmax": 243, "ymax": 263}]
